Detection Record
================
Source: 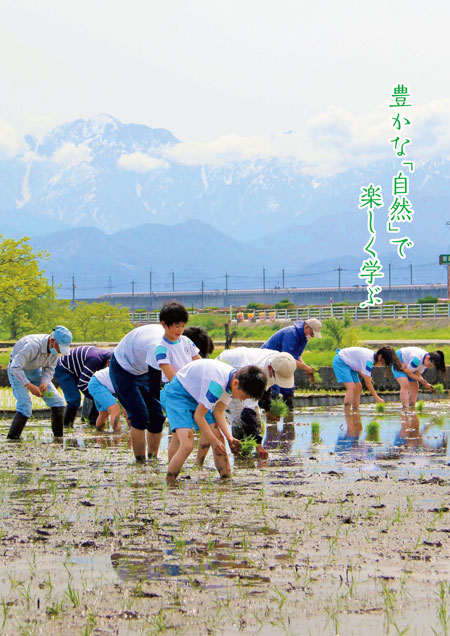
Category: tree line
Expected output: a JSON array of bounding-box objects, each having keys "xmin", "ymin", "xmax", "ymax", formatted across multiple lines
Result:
[{"xmin": 0, "ymin": 236, "xmax": 133, "ymax": 340}]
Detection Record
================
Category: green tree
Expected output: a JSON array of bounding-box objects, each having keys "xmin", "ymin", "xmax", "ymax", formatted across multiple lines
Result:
[
  {"xmin": 322, "ymin": 314, "xmax": 354, "ymax": 349},
  {"xmin": 0, "ymin": 236, "xmax": 53, "ymax": 338},
  {"xmin": 71, "ymin": 302, "xmax": 133, "ymax": 341}
]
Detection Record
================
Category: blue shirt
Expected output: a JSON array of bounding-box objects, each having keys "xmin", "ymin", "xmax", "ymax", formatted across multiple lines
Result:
[{"xmin": 261, "ymin": 320, "xmax": 307, "ymax": 360}]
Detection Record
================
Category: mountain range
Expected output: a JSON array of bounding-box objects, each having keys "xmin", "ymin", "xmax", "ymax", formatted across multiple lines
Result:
[{"xmin": 0, "ymin": 114, "xmax": 448, "ymax": 297}]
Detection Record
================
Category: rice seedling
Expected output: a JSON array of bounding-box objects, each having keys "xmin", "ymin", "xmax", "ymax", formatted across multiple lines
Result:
[
  {"xmin": 269, "ymin": 397, "xmax": 289, "ymax": 418},
  {"xmin": 311, "ymin": 421, "xmax": 321, "ymax": 444},
  {"xmin": 433, "ymin": 383, "xmax": 445, "ymax": 395},
  {"xmin": 366, "ymin": 419, "xmax": 380, "ymax": 442},
  {"xmin": 416, "ymin": 400, "xmax": 425, "ymax": 413},
  {"xmin": 375, "ymin": 402, "xmax": 386, "ymax": 414},
  {"xmin": 238, "ymin": 435, "xmax": 258, "ymax": 457}
]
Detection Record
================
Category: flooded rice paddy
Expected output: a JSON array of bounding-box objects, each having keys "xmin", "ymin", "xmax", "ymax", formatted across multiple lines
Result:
[{"xmin": 0, "ymin": 401, "xmax": 450, "ymax": 635}]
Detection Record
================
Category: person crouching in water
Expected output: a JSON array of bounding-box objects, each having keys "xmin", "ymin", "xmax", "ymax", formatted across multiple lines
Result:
[
  {"xmin": 160, "ymin": 360, "xmax": 266, "ymax": 484},
  {"xmin": 7, "ymin": 326, "xmax": 73, "ymax": 439},
  {"xmin": 332, "ymin": 346, "xmax": 403, "ymax": 409}
]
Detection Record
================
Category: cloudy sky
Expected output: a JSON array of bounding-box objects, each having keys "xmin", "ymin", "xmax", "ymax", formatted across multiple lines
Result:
[{"xmin": 1, "ymin": 0, "xmax": 450, "ymax": 174}]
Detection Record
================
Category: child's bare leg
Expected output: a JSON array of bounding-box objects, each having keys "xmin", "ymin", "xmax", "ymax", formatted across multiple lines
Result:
[
  {"xmin": 107, "ymin": 403, "xmax": 122, "ymax": 432},
  {"xmin": 397, "ymin": 377, "xmax": 411, "ymax": 409},
  {"xmin": 210, "ymin": 423, "xmax": 231, "ymax": 479},
  {"xmin": 409, "ymin": 381, "xmax": 419, "ymax": 409},
  {"xmin": 166, "ymin": 428, "xmax": 194, "ymax": 484},
  {"xmin": 95, "ymin": 411, "xmax": 108, "ymax": 431},
  {"xmin": 146, "ymin": 431, "xmax": 162, "ymax": 458},
  {"xmin": 168, "ymin": 431, "xmax": 180, "ymax": 462},
  {"xmin": 195, "ymin": 432, "xmax": 211, "ymax": 467}
]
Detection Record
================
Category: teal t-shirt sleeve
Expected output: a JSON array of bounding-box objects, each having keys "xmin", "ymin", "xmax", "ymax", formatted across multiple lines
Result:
[
  {"xmin": 205, "ymin": 380, "xmax": 223, "ymax": 405},
  {"xmin": 155, "ymin": 344, "xmax": 169, "ymax": 365}
]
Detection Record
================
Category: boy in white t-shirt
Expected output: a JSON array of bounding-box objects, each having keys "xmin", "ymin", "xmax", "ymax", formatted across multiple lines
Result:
[
  {"xmin": 160, "ymin": 359, "xmax": 267, "ymax": 484},
  {"xmin": 196, "ymin": 348, "xmax": 296, "ymax": 461},
  {"xmin": 155, "ymin": 302, "xmax": 202, "ymax": 383}
]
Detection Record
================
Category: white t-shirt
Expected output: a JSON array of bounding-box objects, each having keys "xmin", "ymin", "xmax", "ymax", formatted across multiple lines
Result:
[
  {"xmin": 154, "ymin": 335, "xmax": 199, "ymax": 382},
  {"xmin": 93, "ymin": 368, "xmax": 115, "ymax": 393},
  {"xmin": 398, "ymin": 347, "xmax": 428, "ymax": 374},
  {"xmin": 177, "ymin": 359, "xmax": 236, "ymax": 410},
  {"xmin": 113, "ymin": 324, "xmax": 164, "ymax": 375},
  {"xmin": 338, "ymin": 347, "xmax": 375, "ymax": 377},
  {"xmin": 218, "ymin": 347, "xmax": 278, "ymax": 389}
]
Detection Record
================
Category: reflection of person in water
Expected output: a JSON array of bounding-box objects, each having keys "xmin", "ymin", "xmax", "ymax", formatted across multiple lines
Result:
[
  {"xmin": 394, "ymin": 411, "xmax": 446, "ymax": 452},
  {"xmin": 334, "ymin": 410, "xmax": 363, "ymax": 454},
  {"xmin": 263, "ymin": 418, "xmax": 296, "ymax": 454}
]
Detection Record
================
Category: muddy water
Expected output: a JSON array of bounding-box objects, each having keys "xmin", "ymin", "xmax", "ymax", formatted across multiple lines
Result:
[{"xmin": 0, "ymin": 402, "xmax": 449, "ymax": 635}]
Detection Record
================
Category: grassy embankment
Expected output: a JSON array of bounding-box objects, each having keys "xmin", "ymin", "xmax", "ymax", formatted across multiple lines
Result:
[{"xmin": 1, "ymin": 317, "xmax": 449, "ymax": 369}]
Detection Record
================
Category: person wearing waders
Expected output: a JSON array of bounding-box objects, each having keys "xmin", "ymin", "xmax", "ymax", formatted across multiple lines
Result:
[
  {"xmin": 54, "ymin": 346, "xmax": 113, "ymax": 427},
  {"xmin": 7, "ymin": 326, "xmax": 73, "ymax": 439}
]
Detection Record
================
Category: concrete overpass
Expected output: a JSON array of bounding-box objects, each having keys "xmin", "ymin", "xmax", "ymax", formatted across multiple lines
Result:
[{"xmin": 91, "ymin": 284, "xmax": 448, "ymax": 310}]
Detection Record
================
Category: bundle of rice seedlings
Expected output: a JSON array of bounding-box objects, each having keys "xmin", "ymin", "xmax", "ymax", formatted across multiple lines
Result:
[
  {"xmin": 366, "ymin": 419, "xmax": 380, "ymax": 442},
  {"xmin": 270, "ymin": 398, "xmax": 289, "ymax": 418},
  {"xmin": 238, "ymin": 435, "xmax": 258, "ymax": 457}
]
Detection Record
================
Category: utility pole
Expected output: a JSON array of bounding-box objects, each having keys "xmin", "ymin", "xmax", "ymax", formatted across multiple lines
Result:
[
  {"xmin": 72, "ymin": 275, "xmax": 76, "ymax": 307},
  {"xmin": 171, "ymin": 271, "xmax": 175, "ymax": 292},
  {"xmin": 108, "ymin": 276, "xmax": 112, "ymax": 294},
  {"xmin": 149, "ymin": 270, "xmax": 153, "ymax": 309},
  {"xmin": 335, "ymin": 265, "xmax": 343, "ymax": 291},
  {"xmin": 263, "ymin": 267, "xmax": 266, "ymax": 293},
  {"xmin": 225, "ymin": 273, "xmax": 229, "ymax": 305},
  {"xmin": 51, "ymin": 273, "xmax": 55, "ymax": 294},
  {"xmin": 410, "ymin": 263, "xmax": 413, "ymax": 285},
  {"xmin": 282, "ymin": 268, "xmax": 285, "ymax": 288}
]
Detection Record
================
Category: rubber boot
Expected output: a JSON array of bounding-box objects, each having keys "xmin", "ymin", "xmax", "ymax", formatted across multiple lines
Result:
[
  {"xmin": 64, "ymin": 405, "xmax": 78, "ymax": 427},
  {"xmin": 282, "ymin": 394, "xmax": 294, "ymax": 411},
  {"xmin": 7, "ymin": 412, "xmax": 29, "ymax": 440},
  {"xmin": 51, "ymin": 406, "xmax": 65, "ymax": 437},
  {"xmin": 88, "ymin": 402, "xmax": 99, "ymax": 426}
]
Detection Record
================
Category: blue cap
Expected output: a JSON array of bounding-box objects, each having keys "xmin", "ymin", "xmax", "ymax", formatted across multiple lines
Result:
[{"xmin": 52, "ymin": 325, "xmax": 73, "ymax": 354}]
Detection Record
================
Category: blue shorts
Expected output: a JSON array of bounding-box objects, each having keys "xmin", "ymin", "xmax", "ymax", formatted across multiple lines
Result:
[
  {"xmin": 160, "ymin": 377, "xmax": 215, "ymax": 432},
  {"xmin": 392, "ymin": 350, "xmax": 416, "ymax": 382},
  {"xmin": 332, "ymin": 354, "xmax": 360, "ymax": 384},
  {"xmin": 88, "ymin": 376, "xmax": 117, "ymax": 412}
]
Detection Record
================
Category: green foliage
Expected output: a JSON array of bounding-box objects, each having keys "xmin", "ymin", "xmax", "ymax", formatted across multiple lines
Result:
[
  {"xmin": 311, "ymin": 421, "xmax": 321, "ymax": 444},
  {"xmin": 417, "ymin": 296, "xmax": 438, "ymax": 304},
  {"xmin": 375, "ymin": 402, "xmax": 386, "ymax": 414},
  {"xmin": 69, "ymin": 302, "xmax": 133, "ymax": 341},
  {"xmin": 433, "ymin": 383, "xmax": 445, "ymax": 395},
  {"xmin": 416, "ymin": 400, "xmax": 424, "ymax": 413},
  {"xmin": 274, "ymin": 299, "xmax": 295, "ymax": 309},
  {"xmin": 246, "ymin": 302, "xmax": 271, "ymax": 310},
  {"xmin": 270, "ymin": 398, "xmax": 289, "ymax": 418},
  {"xmin": 322, "ymin": 316, "xmax": 353, "ymax": 349},
  {"xmin": 0, "ymin": 235, "xmax": 54, "ymax": 338},
  {"xmin": 238, "ymin": 435, "xmax": 258, "ymax": 456},
  {"xmin": 366, "ymin": 420, "xmax": 380, "ymax": 442}
]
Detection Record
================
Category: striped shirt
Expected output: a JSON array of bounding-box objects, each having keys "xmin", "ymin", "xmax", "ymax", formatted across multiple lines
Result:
[{"xmin": 57, "ymin": 346, "xmax": 112, "ymax": 395}]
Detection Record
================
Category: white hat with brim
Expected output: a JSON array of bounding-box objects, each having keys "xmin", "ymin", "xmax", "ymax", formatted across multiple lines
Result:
[
  {"xmin": 305, "ymin": 318, "xmax": 322, "ymax": 338},
  {"xmin": 270, "ymin": 352, "xmax": 296, "ymax": 389}
]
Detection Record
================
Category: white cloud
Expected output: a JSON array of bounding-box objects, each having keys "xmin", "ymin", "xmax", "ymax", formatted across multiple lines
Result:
[
  {"xmin": 160, "ymin": 100, "xmax": 450, "ymax": 176},
  {"xmin": 117, "ymin": 152, "xmax": 170, "ymax": 173},
  {"xmin": 51, "ymin": 142, "xmax": 92, "ymax": 167},
  {"xmin": 0, "ymin": 120, "xmax": 22, "ymax": 159}
]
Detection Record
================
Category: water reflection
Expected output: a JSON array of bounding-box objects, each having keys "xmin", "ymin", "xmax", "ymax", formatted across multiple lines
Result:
[{"xmin": 261, "ymin": 404, "xmax": 450, "ymax": 462}]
